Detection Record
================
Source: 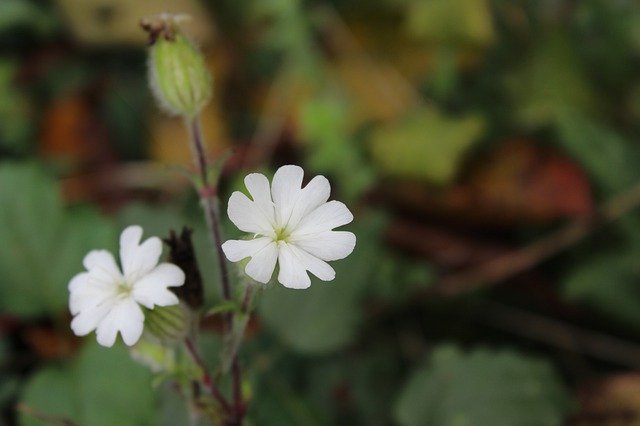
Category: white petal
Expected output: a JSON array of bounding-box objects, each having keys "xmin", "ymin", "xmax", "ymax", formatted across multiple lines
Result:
[
  {"xmin": 69, "ymin": 272, "xmax": 115, "ymax": 315},
  {"xmin": 95, "ymin": 298, "xmax": 144, "ymax": 347},
  {"xmin": 290, "ymin": 231, "xmax": 356, "ymax": 261},
  {"xmin": 244, "ymin": 173, "xmax": 276, "ymax": 224},
  {"xmin": 284, "ymin": 175, "xmax": 331, "ymax": 231},
  {"xmin": 276, "ymin": 242, "xmax": 310, "ymax": 289},
  {"xmin": 132, "ymin": 263, "xmax": 184, "ymax": 309},
  {"xmin": 227, "ymin": 192, "xmax": 276, "ymax": 237},
  {"xmin": 82, "ymin": 250, "xmax": 122, "ymax": 283},
  {"xmin": 119, "ymin": 226, "xmax": 162, "ymax": 281},
  {"xmin": 271, "ymin": 165, "xmax": 304, "ymax": 228},
  {"xmin": 245, "ymin": 241, "xmax": 278, "ymax": 283},
  {"xmin": 291, "ymin": 201, "xmax": 353, "ymax": 236},
  {"xmin": 222, "ymin": 237, "xmax": 273, "ymax": 262},
  {"xmin": 70, "ymin": 298, "xmax": 115, "ymax": 336},
  {"xmin": 287, "ymin": 244, "xmax": 335, "ymax": 281},
  {"xmin": 119, "ymin": 225, "xmax": 143, "ymax": 267}
]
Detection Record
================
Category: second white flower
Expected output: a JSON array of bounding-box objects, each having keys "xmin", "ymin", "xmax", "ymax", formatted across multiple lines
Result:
[{"xmin": 221, "ymin": 165, "xmax": 356, "ymax": 289}]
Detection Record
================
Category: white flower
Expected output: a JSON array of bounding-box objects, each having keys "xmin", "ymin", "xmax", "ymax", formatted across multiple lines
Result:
[
  {"xmin": 221, "ymin": 165, "xmax": 356, "ymax": 289},
  {"xmin": 69, "ymin": 225, "xmax": 185, "ymax": 347}
]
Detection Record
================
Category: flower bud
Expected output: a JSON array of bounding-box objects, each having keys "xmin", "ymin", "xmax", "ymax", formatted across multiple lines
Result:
[
  {"xmin": 145, "ymin": 15, "xmax": 212, "ymax": 117},
  {"xmin": 144, "ymin": 303, "xmax": 191, "ymax": 344}
]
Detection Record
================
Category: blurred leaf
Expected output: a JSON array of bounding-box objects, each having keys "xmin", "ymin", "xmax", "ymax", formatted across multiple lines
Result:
[
  {"xmin": 0, "ymin": 61, "xmax": 33, "ymax": 153},
  {"xmin": 250, "ymin": 375, "xmax": 327, "ymax": 426},
  {"xmin": 250, "ymin": 0, "xmax": 318, "ymax": 70},
  {"xmin": 156, "ymin": 382, "xmax": 190, "ymax": 426},
  {"xmin": 507, "ymin": 35, "xmax": 596, "ymax": 127},
  {"xmin": 300, "ymin": 93, "xmax": 376, "ymax": 200},
  {"xmin": 331, "ymin": 56, "xmax": 418, "ymax": 124},
  {"xmin": 20, "ymin": 342, "xmax": 155, "ymax": 426},
  {"xmin": 402, "ymin": 0, "xmax": 494, "ymax": 45},
  {"xmin": 556, "ymin": 110, "xmax": 640, "ymax": 194},
  {"xmin": 19, "ymin": 369, "xmax": 75, "ymax": 425},
  {"xmin": 0, "ymin": 0, "xmax": 57, "ymax": 36},
  {"xmin": 0, "ymin": 163, "xmax": 117, "ymax": 316},
  {"xmin": 370, "ymin": 251, "xmax": 434, "ymax": 303},
  {"xmin": 369, "ymin": 107, "xmax": 485, "ymax": 184},
  {"xmin": 563, "ymin": 251, "xmax": 640, "ymax": 329},
  {"xmin": 395, "ymin": 345, "xmax": 570, "ymax": 426},
  {"xmin": 117, "ymin": 203, "xmax": 189, "ymax": 238},
  {"xmin": 307, "ymin": 347, "xmax": 404, "ymax": 425},
  {"xmin": 259, "ymin": 215, "xmax": 384, "ymax": 354},
  {"xmin": 259, "ymin": 274, "xmax": 363, "ymax": 354}
]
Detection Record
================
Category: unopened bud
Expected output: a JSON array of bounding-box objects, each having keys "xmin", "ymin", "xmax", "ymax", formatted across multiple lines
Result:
[
  {"xmin": 144, "ymin": 303, "xmax": 191, "ymax": 343},
  {"xmin": 143, "ymin": 14, "xmax": 212, "ymax": 117}
]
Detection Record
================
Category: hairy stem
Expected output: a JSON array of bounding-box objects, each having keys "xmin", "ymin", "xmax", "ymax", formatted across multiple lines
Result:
[
  {"xmin": 186, "ymin": 117, "xmax": 232, "ymax": 306},
  {"xmin": 186, "ymin": 115, "xmax": 245, "ymax": 424},
  {"xmin": 184, "ymin": 337, "xmax": 230, "ymax": 412}
]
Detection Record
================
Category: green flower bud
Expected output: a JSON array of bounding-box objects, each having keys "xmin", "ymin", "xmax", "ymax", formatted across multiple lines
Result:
[
  {"xmin": 144, "ymin": 303, "xmax": 191, "ymax": 344},
  {"xmin": 145, "ymin": 16, "xmax": 212, "ymax": 117}
]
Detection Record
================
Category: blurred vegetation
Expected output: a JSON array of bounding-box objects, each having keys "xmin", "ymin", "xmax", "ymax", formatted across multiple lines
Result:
[{"xmin": 2, "ymin": 0, "xmax": 640, "ymax": 425}]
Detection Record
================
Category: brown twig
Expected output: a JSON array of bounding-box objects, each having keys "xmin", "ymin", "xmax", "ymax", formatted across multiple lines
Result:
[
  {"xmin": 476, "ymin": 301, "xmax": 640, "ymax": 369},
  {"xmin": 431, "ymin": 181, "xmax": 640, "ymax": 296}
]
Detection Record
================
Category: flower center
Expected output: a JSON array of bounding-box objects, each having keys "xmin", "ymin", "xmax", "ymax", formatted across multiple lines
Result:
[
  {"xmin": 116, "ymin": 281, "xmax": 133, "ymax": 298},
  {"xmin": 274, "ymin": 227, "xmax": 291, "ymax": 243}
]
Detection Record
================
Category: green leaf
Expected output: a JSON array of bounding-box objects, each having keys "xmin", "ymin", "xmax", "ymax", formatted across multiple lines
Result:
[
  {"xmin": 250, "ymin": 374, "xmax": 327, "ymax": 426},
  {"xmin": 0, "ymin": 62, "xmax": 34, "ymax": 153},
  {"xmin": 506, "ymin": 35, "xmax": 596, "ymax": 128},
  {"xmin": 205, "ymin": 300, "xmax": 240, "ymax": 317},
  {"xmin": 556, "ymin": 110, "xmax": 640, "ymax": 194},
  {"xmin": 20, "ymin": 342, "xmax": 155, "ymax": 426},
  {"xmin": 300, "ymin": 92, "xmax": 376, "ymax": 201},
  {"xmin": 0, "ymin": 163, "xmax": 117, "ymax": 316},
  {"xmin": 259, "ymin": 278, "xmax": 362, "ymax": 354},
  {"xmin": 369, "ymin": 107, "xmax": 485, "ymax": 185},
  {"xmin": 0, "ymin": 0, "xmax": 57, "ymax": 36},
  {"xmin": 402, "ymin": 0, "xmax": 494, "ymax": 45},
  {"xmin": 563, "ymin": 251, "xmax": 640, "ymax": 328},
  {"xmin": 395, "ymin": 345, "xmax": 571, "ymax": 426}
]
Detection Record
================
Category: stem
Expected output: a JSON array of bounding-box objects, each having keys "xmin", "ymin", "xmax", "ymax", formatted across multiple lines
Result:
[
  {"xmin": 184, "ymin": 338, "xmax": 230, "ymax": 412},
  {"xmin": 186, "ymin": 117, "xmax": 232, "ymax": 307},
  {"xmin": 186, "ymin": 115, "xmax": 245, "ymax": 425},
  {"xmin": 231, "ymin": 285, "xmax": 254, "ymax": 418}
]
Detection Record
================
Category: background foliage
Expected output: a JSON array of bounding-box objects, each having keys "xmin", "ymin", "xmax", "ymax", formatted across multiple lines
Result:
[{"xmin": 2, "ymin": 0, "xmax": 640, "ymax": 425}]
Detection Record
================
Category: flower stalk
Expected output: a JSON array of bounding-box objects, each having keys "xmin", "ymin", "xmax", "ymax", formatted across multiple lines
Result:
[{"xmin": 185, "ymin": 114, "xmax": 246, "ymax": 425}]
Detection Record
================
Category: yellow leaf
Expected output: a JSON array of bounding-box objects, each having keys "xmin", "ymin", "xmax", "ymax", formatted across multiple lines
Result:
[{"xmin": 369, "ymin": 107, "xmax": 485, "ymax": 184}]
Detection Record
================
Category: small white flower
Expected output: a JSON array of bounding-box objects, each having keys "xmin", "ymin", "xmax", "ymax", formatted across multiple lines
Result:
[
  {"xmin": 69, "ymin": 225, "xmax": 185, "ymax": 347},
  {"xmin": 222, "ymin": 165, "xmax": 356, "ymax": 289}
]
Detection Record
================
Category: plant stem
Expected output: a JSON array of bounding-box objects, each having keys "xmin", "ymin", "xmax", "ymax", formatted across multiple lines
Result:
[
  {"xmin": 186, "ymin": 117, "xmax": 232, "ymax": 307},
  {"xmin": 186, "ymin": 115, "xmax": 245, "ymax": 424},
  {"xmin": 184, "ymin": 338, "xmax": 230, "ymax": 412},
  {"xmin": 231, "ymin": 285, "xmax": 254, "ymax": 418}
]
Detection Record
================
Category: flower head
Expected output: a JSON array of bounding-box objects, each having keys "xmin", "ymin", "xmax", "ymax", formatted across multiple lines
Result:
[
  {"xmin": 221, "ymin": 165, "xmax": 356, "ymax": 289},
  {"xmin": 69, "ymin": 226, "xmax": 185, "ymax": 347}
]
